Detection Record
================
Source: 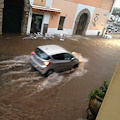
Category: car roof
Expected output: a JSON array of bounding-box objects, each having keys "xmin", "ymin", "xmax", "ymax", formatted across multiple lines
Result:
[{"xmin": 38, "ymin": 45, "xmax": 69, "ymax": 55}]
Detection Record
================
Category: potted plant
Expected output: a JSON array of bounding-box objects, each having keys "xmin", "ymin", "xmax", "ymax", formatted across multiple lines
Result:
[{"xmin": 88, "ymin": 81, "xmax": 109, "ymax": 118}]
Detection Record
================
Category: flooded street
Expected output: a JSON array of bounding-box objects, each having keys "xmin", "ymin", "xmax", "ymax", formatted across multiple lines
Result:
[
  {"xmin": 0, "ymin": 53, "xmax": 88, "ymax": 120},
  {"xmin": 0, "ymin": 34, "xmax": 120, "ymax": 120}
]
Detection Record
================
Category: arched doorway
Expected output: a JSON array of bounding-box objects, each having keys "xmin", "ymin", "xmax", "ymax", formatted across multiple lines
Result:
[
  {"xmin": 73, "ymin": 9, "xmax": 91, "ymax": 35},
  {"xmin": 76, "ymin": 13, "xmax": 88, "ymax": 35},
  {"xmin": 3, "ymin": 0, "xmax": 24, "ymax": 33}
]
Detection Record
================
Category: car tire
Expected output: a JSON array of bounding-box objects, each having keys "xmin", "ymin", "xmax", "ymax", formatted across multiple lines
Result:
[
  {"xmin": 45, "ymin": 69, "xmax": 54, "ymax": 77},
  {"xmin": 73, "ymin": 64, "xmax": 78, "ymax": 69}
]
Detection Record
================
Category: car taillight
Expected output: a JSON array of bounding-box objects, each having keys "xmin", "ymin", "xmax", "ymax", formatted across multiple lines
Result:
[
  {"xmin": 31, "ymin": 51, "xmax": 34, "ymax": 55},
  {"xmin": 43, "ymin": 61, "xmax": 50, "ymax": 66}
]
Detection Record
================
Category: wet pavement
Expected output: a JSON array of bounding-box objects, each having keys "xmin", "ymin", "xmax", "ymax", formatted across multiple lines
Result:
[{"xmin": 0, "ymin": 34, "xmax": 120, "ymax": 120}]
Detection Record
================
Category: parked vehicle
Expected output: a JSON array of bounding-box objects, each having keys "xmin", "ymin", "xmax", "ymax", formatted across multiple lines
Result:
[
  {"xmin": 113, "ymin": 21, "xmax": 120, "ymax": 26},
  {"xmin": 30, "ymin": 45, "xmax": 79, "ymax": 76}
]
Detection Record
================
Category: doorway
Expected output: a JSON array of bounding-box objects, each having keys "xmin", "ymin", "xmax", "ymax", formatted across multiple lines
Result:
[
  {"xmin": 3, "ymin": 0, "xmax": 24, "ymax": 33},
  {"xmin": 31, "ymin": 14, "xmax": 43, "ymax": 33},
  {"xmin": 73, "ymin": 9, "xmax": 91, "ymax": 35},
  {"xmin": 76, "ymin": 13, "xmax": 88, "ymax": 35}
]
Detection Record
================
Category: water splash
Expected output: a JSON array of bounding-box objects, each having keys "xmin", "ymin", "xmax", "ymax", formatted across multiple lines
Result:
[
  {"xmin": 0, "ymin": 53, "xmax": 88, "ymax": 94},
  {"xmin": 30, "ymin": 53, "xmax": 88, "ymax": 95},
  {"xmin": 0, "ymin": 55, "xmax": 30, "ymax": 71}
]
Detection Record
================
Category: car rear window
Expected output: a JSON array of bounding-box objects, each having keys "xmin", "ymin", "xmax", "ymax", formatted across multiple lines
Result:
[{"xmin": 35, "ymin": 48, "xmax": 50, "ymax": 60}]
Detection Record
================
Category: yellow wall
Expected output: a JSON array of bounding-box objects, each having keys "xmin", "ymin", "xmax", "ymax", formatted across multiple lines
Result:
[
  {"xmin": 89, "ymin": 8, "xmax": 109, "ymax": 30},
  {"xmin": 34, "ymin": 0, "xmax": 46, "ymax": 6},
  {"xmin": 65, "ymin": 0, "xmax": 114, "ymax": 10},
  {"xmin": 96, "ymin": 61, "xmax": 120, "ymax": 120},
  {"xmin": 48, "ymin": 0, "xmax": 77, "ymax": 29}
]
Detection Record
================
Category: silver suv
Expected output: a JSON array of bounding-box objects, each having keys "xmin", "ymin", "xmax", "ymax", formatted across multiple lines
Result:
[{"xmin": 30, "ymin": 45, "xmax": 79, "ymax": 76}]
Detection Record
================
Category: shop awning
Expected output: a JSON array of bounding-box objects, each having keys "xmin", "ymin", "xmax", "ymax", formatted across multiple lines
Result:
[{"xmin": 32, "ymin": 5, "xmax": 61, "ymax": 14}]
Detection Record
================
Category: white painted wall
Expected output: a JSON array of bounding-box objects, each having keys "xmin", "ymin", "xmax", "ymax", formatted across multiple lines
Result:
[
  {"xmin": 48, "ymin": 28, "xmax": 73, "ymax": 35},
  {"xmin": 29, "ymin": 0, "xmax": 53, "ymax": 7},
  {"xmin": 29, "ymin": 0, "xmax": 34, "ymax": 5},
  {"xmin": 26, "ymin": 8, "xmax": 50, "ymax": 34},
  {"xmin": 45, "ymin": 0, "xmax": 53, "ymax": 8},
  {"xmin": 86, "ymin": 30, "xmax": 103, "ymax": 36},
  {"xmin": 41, "ymin": 13, "xmax": 50, "ymax": 33},
  {"xmin": 27, "ymin": 7, "xmax": 32, "ymax": 34}
]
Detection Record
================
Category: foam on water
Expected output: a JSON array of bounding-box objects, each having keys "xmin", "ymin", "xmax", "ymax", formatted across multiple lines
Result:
[
  {"xmin": 30, "ymin": 53, "xmax": 88, "ymax": 95},
  {"xmin": 0, "ymin": 55, "xmax": 30, "ymax": 64},
  {"xmin": 0, "ymin": 55, "xmax": 30, "ymax": 71},
  {"xmin": 1, "ymin": 67, "xmax": 34, "ymax": 77}
]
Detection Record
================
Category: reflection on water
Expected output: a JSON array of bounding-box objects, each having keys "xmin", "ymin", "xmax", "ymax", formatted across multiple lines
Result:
[{"xmin": 0, "ymin": 53, "xmax": 88, "ymax": 119}]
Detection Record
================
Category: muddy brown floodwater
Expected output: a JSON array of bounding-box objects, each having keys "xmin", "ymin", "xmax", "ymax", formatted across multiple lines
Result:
[{"xmin": 0, "ymin": 34, "xmax": 120, "ymax": 120}]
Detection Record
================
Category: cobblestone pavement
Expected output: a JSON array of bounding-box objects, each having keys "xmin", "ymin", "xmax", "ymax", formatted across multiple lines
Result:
[{"xmin": 0, "ymin": 34, "xmax": 120, "ymax": 120}]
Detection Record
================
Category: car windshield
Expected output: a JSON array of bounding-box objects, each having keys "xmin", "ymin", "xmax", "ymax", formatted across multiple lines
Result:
[{"xmin": 35, "ymin": 48, "xmax": 50, "ymax": 60}]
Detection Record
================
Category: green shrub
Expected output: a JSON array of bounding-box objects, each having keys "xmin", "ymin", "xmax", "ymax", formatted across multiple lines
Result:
[{"xmin": 88, "ymin": 81, "xmax": 109, "ymax": 101}]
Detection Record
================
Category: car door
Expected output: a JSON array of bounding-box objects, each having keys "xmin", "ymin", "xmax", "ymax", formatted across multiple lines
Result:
[
  {"xmin": 52, "ymin": 53, "xmax": 65, "ymax": 72},
  {"xmin": 52, "ymin": 53, "xmax": 74, "ymax": 72},
  {"xmin": 63, "ymin": 53, "xmax": 75, "ymax": 71}
]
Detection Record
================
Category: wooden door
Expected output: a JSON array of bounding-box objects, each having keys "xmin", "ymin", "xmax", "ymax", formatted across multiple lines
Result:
[{"xmin": 43, "ymin": 24, "xmax": 48, "ymax": 36}]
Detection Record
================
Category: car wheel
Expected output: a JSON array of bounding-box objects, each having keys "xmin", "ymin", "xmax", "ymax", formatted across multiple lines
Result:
[
  {"xmin": 45, "ymin": 69, "xmax": 54, "ymax": 77},
  {"xmin": 73, "ymin": 64, "xmax": 78, "ymax": 69}
]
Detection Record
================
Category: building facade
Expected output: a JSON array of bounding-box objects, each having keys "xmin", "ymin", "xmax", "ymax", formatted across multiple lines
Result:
[{"xmin": 0, "ymin": 0, "xmax": 114, "ymax": 35}]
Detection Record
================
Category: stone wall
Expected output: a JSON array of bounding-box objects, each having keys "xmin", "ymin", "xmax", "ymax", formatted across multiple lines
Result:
[
  {"xmin": 0, "ymin": 0, "xmax": 4, "ymax": 34},
  {"xmin": 0, "ymin": 0, "xmax": 30, "ymax": 35},
  {"xmin": 21, "ymin": 0, "xmax": 30, "ymax": 34}
]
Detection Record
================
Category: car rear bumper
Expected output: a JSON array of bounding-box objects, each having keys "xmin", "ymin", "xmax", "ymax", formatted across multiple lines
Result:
[{"xmin": 30, "ymin": 56, "xmax": 48, "ymax": 75}]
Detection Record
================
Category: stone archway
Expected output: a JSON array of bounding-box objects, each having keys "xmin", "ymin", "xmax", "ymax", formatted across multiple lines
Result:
[
  {"xmin": 73, "ymin": 9, "xmax": 91, "ymax": 35},
  {"xmin": 0, "ymin": 0, "xmax": 30, "ymax": 34}
]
